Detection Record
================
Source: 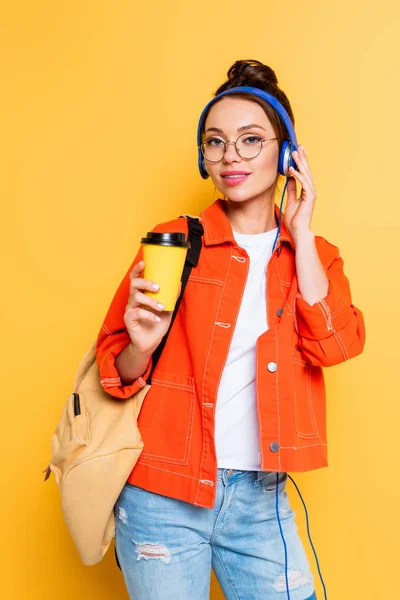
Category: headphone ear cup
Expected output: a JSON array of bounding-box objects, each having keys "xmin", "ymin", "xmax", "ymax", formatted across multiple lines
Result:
[
  {"xmin": 278, "ymin": 141, "xmax": 294, "ymax": 176},
  {"xmin": 198, "ymin": 149, "xmax": 209, "ymax": 179}
]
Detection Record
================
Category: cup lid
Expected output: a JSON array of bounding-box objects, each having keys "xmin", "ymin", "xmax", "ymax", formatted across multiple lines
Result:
[{"xmin": 141, "ymin": 231, "xmax": 190, "ymax": 248}]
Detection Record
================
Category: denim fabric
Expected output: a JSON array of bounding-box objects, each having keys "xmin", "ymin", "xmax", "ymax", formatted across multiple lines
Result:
[{"xmin": 114, "ymin": 469, "xmax": 317, "ymax": 600}]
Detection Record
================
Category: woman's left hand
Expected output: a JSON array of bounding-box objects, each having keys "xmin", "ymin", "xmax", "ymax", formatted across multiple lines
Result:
[{"xmin": 284, "ymin": 144, "xmax": 317, "ymax": 245}]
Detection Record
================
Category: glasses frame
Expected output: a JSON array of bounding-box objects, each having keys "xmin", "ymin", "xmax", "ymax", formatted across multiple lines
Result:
[{"xmin": 199, "ymin": 132, "xmax": 278, "ymax": 163}]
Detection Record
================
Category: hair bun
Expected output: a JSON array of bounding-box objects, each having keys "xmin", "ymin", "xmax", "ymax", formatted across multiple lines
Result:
[
  {"xmin": 210, "ymin": 58, "xmax": 295, "ymax": 133},
  {"xmin": 225, "ymin": 59, "xmax": 278, "ymax": 90}
]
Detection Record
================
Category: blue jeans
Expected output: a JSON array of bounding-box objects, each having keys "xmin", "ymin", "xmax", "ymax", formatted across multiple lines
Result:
[{"xmin": 114, "ymin": 469, "xmax": 317, "ymax": 600}]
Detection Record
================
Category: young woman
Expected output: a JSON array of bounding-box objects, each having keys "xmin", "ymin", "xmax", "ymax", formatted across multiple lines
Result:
[{"xmin": 96, "ymin": 59, "xmax": 365, "ymax": 600}]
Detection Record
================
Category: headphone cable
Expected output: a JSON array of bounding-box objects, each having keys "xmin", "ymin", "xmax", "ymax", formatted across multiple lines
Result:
[
  {"xmin": 275, "ymin": 473, "xmax": 328, "ymax": 600},
  {"xmin": 272, "ymin": 176, "xmax": 290, "ymax": 253}
]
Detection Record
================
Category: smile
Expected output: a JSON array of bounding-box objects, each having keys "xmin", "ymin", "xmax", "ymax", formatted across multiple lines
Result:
[{"xmin": 221, "ymin": 173, "xmax": 250, "ymax": 186}]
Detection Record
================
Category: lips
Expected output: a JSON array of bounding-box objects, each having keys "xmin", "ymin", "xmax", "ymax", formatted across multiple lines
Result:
[
  {"xmin": 221, "ymin": 171, "xmax": 251, "ymax": 178},
  {"xmin": 220, "ymin": 171, "xmax": 251, "ymax": 186}
]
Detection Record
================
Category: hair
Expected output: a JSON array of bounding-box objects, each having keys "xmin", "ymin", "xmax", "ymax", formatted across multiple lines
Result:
[{"xmin": 202, "ymin": 59, "xmax": 295, "ymax": 153}]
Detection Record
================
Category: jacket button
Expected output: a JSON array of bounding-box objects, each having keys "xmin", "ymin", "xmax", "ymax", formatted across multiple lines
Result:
[
  {"xmin": 267, "ymin": 362, "xmax": 277, "ymax": 373},
  {"xmin": 277, "ymin": 307, "xmax": 283, "ymax": 317},
  {"xmin": 270, "ymin": 442, "xmax": 280, "ymax": 453}
]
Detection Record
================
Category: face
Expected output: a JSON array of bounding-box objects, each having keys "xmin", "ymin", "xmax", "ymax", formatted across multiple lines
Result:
[{"xmin": 202, "ymin": 96, "xmax": 280, "ymax": 204}]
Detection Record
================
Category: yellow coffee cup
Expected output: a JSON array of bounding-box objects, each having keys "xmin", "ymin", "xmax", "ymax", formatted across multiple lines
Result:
[{"xmin": 141, "ymin": 232, "xmax": 190, "ymax": 311}]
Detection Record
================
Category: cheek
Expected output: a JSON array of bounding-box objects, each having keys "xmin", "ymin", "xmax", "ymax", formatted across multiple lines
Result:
[
  {"xmin": 205, "ymin": 164, "xmax": 220, "ymax": 184},
  {"xmin": 259, "ymin": 146, "xmax": 279, "ymax": 171},
  {"xmin": 248, "ymin": 154, "xmax": 279, "ymax": 186}
]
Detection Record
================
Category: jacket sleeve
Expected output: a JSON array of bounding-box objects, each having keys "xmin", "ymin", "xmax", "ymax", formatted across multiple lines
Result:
[
  {"xmin": 95, "ymin": 245, "xmax": 153, "ymax": 399},
  {"xmin": 294, "ymin": 247, "xmax": 366, "ymax": 367}
]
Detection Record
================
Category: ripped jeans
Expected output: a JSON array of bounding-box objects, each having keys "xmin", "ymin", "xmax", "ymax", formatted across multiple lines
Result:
[{"xmin": 114, "ymin": 469, "xmax": 317, "ymax": 600}]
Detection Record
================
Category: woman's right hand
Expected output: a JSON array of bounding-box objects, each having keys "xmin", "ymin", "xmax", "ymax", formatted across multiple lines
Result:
[{"xmin": 124, "ymin": 260, "xmax": 175, "ymax": 356}]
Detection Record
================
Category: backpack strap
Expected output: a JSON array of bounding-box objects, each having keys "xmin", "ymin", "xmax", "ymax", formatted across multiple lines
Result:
[
  {"xmin": 73, "ymin": 343, "xmax": 97, "ymax": 392},
  {"xmin": 146, "ymin": 216, "xmax": 203, "ymax": 385},
  {"xmin": 114, "ymin": 215, "xmax": 203, "ymax": 571}
]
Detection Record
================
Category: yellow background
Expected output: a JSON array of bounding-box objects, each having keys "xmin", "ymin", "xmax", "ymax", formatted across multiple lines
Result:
[{"xmin": 1, "ymin": 1, "xmax": 399, "ymax": 598}]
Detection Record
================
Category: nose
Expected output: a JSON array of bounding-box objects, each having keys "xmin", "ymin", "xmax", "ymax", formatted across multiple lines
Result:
[{"xmin": 223, "ymin": 141, "xmax": 242, "ymax": 164}]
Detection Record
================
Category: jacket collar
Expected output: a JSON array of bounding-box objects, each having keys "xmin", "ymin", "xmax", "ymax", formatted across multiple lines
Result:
[{"xmin": 200, "ymin": 198, "xmax": 295, "ymax": 251}]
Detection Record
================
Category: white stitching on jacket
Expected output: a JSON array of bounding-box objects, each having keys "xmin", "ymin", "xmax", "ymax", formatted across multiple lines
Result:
[
  {"xmin": 274, "ymin": 324, "xmax": 282, "ymax": 470},
  {"xmin": 188, "ymin": 276, "xmax": 224, "ymax": 286},
  {"xmin": 195, "ymin": 246, "xmax": 234, "ymax": 504},
  {"xmin": 232, "ymin": 256, "xmax": 246, "ymax": 263},
  {"xmin": 280, "ymin": 442, "xmax": 327, "ymax": 450}
]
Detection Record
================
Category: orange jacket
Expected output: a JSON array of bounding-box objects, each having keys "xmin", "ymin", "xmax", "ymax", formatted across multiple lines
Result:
[{"xmin": 96, "ymin": 199, "xmax": 365, "ymax": 508}]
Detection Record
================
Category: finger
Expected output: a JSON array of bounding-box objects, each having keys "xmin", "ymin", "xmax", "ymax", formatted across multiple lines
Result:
[
  {"xmin": 130, "ymin": 278, "xmax": 160, "ymax": 296},
  {"xmin": 129, "ymin": 260, "xmax": 145, "ymax": 280},
  {"xmin": 291, "ymin": 150, "xmax": 310, "ymax": 177},
  {"xmin": 286, "ymin": 176, "xmax": 299, "ymax": 203},
  {"xmin": 298, "ymin": 144, "xmax": 310, "ymax": 166},
  {"xmin": 298, "ymin": 146, "xmax": 313, "ymax": 180},
  {"xmin": 288, "ymin": 166, "xmax": 310, "ymax": 190},
  {"xmin": 288, "ymin": 167, "xmax": 317, "ymax": 203},
  {"xmin": 289, "ymin": 158, "xmax": 315, "ymax": 192},
  {"xmin": 130, "ymin": 290, "xmax": 165, "ymax": 312},
  {"xmin": 294, "ymin": 146, "xmax": 314, "ymax": 185},
  {"xmin": 125, "ymin": 307, "xmax": 161, "ymax": 327},
  {"xmin": 293, "ymin": 148, "xmax": 313, "ymax": 182}
]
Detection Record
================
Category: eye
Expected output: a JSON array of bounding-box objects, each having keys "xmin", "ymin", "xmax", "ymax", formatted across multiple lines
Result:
[
  {"xmin": 242, "ymin": 135, "xmax": 262, "ymax": 145},
  {"xmin": 204, "ymin": 137, "xmax": 225, "ymax": 147}
]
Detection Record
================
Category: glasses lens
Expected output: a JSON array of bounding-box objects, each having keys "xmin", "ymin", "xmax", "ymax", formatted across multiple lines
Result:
[
  {"xmin": 201, "ymin": 134, "xmax": 265, "ymax": 161},
  {"xmin": 201, "ymin": 138, "xmax": 225, "ymax": 162},
  {"xmin": 236, "ymin": 133, "xmax": 263, "ymax": 159}
]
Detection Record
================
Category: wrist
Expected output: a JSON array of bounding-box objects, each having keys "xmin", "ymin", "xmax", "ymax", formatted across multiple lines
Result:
[
  {"xmin": 128, "ymin": 342, "xmax": 153, "ymax": 361},
  {"xmin": 291, "ymin": 227, "xmax": 315, "ymax": 248}
]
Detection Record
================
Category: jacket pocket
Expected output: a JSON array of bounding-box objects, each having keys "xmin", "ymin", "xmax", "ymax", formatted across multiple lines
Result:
[
  {"xmin": 293, "ymin": 350, "xmax": 320, "ymax": 439},
  {"xmin": 139, "ymin": 373, "xmax": 195, "ymax": 465}
]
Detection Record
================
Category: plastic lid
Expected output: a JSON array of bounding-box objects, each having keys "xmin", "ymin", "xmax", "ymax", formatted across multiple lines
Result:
[{"xmin": 141, "ymin": 232, "xmax": 190, "ymax": 248}]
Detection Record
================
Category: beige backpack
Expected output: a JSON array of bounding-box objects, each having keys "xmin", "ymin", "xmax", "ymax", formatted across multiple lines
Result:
[{"xmin": 44, "ymin": 217, "xmax": 203, "ymax": 566}]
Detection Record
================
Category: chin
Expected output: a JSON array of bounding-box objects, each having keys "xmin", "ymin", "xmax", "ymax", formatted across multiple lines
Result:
[
  {"xmin": 225, "ymin": 193, "xmax": 252, "ymax": 203},
  {"xmin": 224, "ymin": 186, "xmax": 270, "ymax": 203}
]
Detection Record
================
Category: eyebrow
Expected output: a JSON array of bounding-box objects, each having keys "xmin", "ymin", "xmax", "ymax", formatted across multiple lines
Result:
[{"xmin": 204, "ymin": 124, "xmax": 267, "ymax": 135}]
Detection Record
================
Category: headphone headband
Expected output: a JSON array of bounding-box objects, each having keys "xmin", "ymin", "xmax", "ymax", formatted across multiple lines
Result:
[{"xmin": 197, "ymin": 86, "xmax": 298, "ymax": 179}]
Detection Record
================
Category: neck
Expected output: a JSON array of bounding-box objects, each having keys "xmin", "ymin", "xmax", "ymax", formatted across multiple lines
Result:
[{"xmin": 224, "ymin": 194, "xmax": 277, "ymax": 234}]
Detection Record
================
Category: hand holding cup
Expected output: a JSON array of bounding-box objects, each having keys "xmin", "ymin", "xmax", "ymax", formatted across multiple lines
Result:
[
  {"xmin": 124, "ymin": 231, "xmax": 189, "ymax": 356},
  {"xmin": 124, "ymin": 260, "xmax": 175, "ymax": 356}
]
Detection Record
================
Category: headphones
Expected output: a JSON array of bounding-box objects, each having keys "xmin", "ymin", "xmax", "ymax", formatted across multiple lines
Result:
[{"xmin": 197, "ymin": 86, "xmax": 298, "ymax": 179}]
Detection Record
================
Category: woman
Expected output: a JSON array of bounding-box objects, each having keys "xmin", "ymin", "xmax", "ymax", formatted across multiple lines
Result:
[{"xmin": 96, "ymin": 59, "xmax": 365, "ymax": 600}]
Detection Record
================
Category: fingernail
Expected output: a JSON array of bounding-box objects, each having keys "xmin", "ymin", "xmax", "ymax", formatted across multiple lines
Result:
[
  {"xmin": 153, "ymin": 284, "xmax": 159, "ymax": 291},
  {"xmin": 157, "ymin": 303, "xmax": 164, "ymax": 310}
]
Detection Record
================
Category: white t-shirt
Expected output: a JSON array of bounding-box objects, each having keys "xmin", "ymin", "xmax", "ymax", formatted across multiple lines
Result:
[{"xmin": 215, "ymin": 227, "xmax": 278, "ymax": 470}]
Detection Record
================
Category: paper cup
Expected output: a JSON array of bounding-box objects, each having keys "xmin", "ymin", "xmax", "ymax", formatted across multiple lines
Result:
[{"xmin": 141, "ymin": 232, "xmax": 190, "ymax": 311}]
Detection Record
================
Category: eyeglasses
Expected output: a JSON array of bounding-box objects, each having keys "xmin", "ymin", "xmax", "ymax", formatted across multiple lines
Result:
[{"xmin": 199, "ymin": 133, "xmax": 278, "ymax": 163}]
